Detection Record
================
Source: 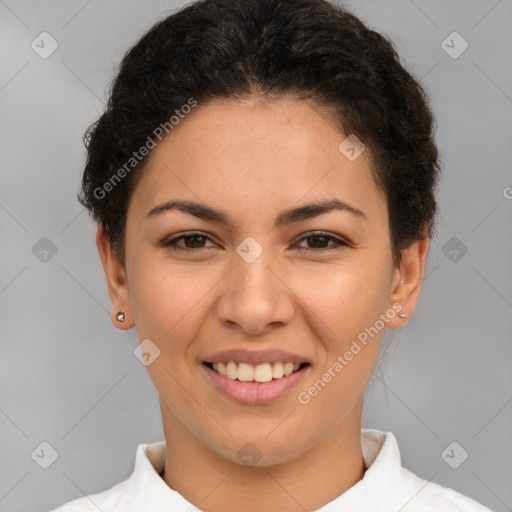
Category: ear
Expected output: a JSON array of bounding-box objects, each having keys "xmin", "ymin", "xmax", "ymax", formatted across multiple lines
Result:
[
  {"xmin": 386, "ymin": 228, "xmax": 430, "ymax": 329},
  {"xmin": 95, "ymin": 224, "xmax": 134, "ymax": 330}
]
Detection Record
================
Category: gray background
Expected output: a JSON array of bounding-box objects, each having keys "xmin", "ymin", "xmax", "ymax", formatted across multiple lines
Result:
[{"xmin": 1, "ymin": 1, "xmax": 511, "ymax": 511}]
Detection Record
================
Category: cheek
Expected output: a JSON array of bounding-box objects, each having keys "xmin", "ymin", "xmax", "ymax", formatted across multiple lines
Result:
[
  {"xmin": 129, "ymin": 260, "xmax": 219, "ymax": 348},
  {"xmin": 288, "ymin": 259, "xmax": 390, "ymax": 408},
  {"xmin": 291, "ymin": 266, "xmax": 386, "ymax": 422},
  {"xmin": 289, "ymin": 259, "xmax": 392, "ymax": 344},
  {"xmin": 128, "ymin": 264, "xmax": 213, "ymax": 400}
]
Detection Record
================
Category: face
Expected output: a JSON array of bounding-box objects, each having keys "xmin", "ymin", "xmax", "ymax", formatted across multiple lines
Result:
[{"xmin": 98, "ymin": 95, "xmax": 428, "ymax": 466}]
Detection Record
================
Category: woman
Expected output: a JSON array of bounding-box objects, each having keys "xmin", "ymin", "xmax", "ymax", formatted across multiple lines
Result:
[{"xmin": 50, "ymin": 0, "xmax": 493, "ymax": 510}]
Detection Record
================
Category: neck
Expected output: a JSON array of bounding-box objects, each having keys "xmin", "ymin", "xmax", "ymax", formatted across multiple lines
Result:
[{"xmin": 160, "ymin": 397, "xmax": 366, "ymax": 512}]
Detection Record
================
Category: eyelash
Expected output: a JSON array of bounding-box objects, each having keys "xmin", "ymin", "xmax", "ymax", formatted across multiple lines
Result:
[{"xmin": 161, "ymin": 231, "xmax": 350, "ymax": 253}]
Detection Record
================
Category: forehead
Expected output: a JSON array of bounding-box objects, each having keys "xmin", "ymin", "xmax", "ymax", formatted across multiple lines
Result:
[{"xmin": 127, "ymin": 96, "xmax": 387, "ymax": 228}]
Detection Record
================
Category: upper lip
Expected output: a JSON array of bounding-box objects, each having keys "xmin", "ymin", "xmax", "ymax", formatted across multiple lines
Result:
[{"xmin": 203, "ymin": 349, "xmax": 310, "ymax": 366}]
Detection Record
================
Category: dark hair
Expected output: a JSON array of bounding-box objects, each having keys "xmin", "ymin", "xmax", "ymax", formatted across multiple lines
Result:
[{"xmin": 78, "ymin": 0, "xmax": 440, "ymax": 266}]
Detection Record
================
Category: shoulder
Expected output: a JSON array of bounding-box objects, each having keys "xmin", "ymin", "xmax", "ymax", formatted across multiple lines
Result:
[
  {"xmin": 46, "ymin": 479, "xmax": 129, "ymax": 512},
  {"xmin": 397, "ymin": 466, "xmax": 494, "ymax": 511},
  {"xmin": 359, "ymin": 429, "xmax": 493, "ymax": 512},
  {"xmin": 46, "ymin": 441, "xmax": 171, "ymax": 512}
]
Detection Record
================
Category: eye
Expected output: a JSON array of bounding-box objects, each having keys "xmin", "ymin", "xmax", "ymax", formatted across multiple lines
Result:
[
  {"xmin": 161, "ymin": 230, "xmax": 350, "ymax": 253},
  {"xmin": 161, "ymin": 231, "xmax": 217, "ymax": 251},
  {"xmin": 293, "ymin": 231, "xmax": 349, "ymax": 253}
]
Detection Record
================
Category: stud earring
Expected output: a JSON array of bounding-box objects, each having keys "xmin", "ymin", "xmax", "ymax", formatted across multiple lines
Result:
[{"xmin": 116, "ymin": 311, "xmax": 125, "ymax": 322}]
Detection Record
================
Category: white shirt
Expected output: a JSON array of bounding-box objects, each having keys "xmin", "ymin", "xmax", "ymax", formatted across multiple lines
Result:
[{"xmin": 49, "ymin": 428, "xmax": 493, "ymax": 511}]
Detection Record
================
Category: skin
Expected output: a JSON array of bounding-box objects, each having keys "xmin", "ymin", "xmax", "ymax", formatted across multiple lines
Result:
[{"xmin": 96, "ymin": 95, "xmax": 429, "ymax": 512}]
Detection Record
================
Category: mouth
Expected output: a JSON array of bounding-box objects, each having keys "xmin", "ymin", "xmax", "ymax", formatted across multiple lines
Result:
[
  {"xmin": 202, "ymin": 361, "xmax": 310, "ymax": 383},
  {"xmin": 201, "ymin": 360, "xmax": 311, "ymax": 405}
]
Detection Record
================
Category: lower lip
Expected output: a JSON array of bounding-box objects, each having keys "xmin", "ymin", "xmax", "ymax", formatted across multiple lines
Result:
[{"xmin": 201, "ymin": 363, "xmax": 310, "ymax": 405}]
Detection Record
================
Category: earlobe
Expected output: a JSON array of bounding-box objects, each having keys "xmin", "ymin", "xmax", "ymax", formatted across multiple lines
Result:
[
  {"xmin": 95, "ymin": 225, "xmax": 134, "ymax": 329},
  {"xmin": 387, "ymin": 231, "xmax": 430, "ymax": 329}
]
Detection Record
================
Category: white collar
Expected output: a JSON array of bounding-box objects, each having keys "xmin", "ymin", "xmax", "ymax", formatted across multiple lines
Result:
[{"xmin": 62, "ymin": 428, "xmax": 490, "ymax": 511}]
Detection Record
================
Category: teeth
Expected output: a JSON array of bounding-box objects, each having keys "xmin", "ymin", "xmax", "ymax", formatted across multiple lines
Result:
[
  {"xmin": 238, "ymin": 363, "xmax": 254, "ymax": 382},
  {"xmin": 226, "ymin": 361, "xmax": 238, "ymax": 379},
  {"xmin": 272, "ymin": 361, "xmax": 284, "ymax": 378},
  {"xmin": 217, "ymin": 361, "xmax": 227, "ymax": 376},
  {"xmin": 254, "ymin": 363, "xmax": 273, "ymax": 383},
  {"xmin": 209, "ymin": 361, "xmax": 304, "ymax": 382}
]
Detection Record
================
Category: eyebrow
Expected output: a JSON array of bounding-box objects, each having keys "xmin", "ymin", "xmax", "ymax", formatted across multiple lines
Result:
[{"xmin": 145, "ymin": 198, "xmax": 367, "ymax": 227}]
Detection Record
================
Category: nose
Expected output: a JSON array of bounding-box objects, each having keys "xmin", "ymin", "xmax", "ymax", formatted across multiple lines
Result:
[{"xmin": 214, "ymin": 248, "xmax": 296, "ymax": 336}]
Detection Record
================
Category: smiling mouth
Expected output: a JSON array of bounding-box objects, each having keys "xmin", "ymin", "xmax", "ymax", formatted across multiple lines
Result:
[{"xmin": 202, "ymin": 361, "xmax": 310, "ymax": 383}]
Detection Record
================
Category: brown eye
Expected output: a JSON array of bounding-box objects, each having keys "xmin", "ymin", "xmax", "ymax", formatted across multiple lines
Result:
[
  {"xmin": 162, "ymin": 232, "xmax": 216, "ymax": 251},
  {"xmin": 295, "ymin": 231, "xmax": 349, "ymax": 252},
  {"xmin": 306, "ymin": 235, "xmax": 329, "ymax": 249}
]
